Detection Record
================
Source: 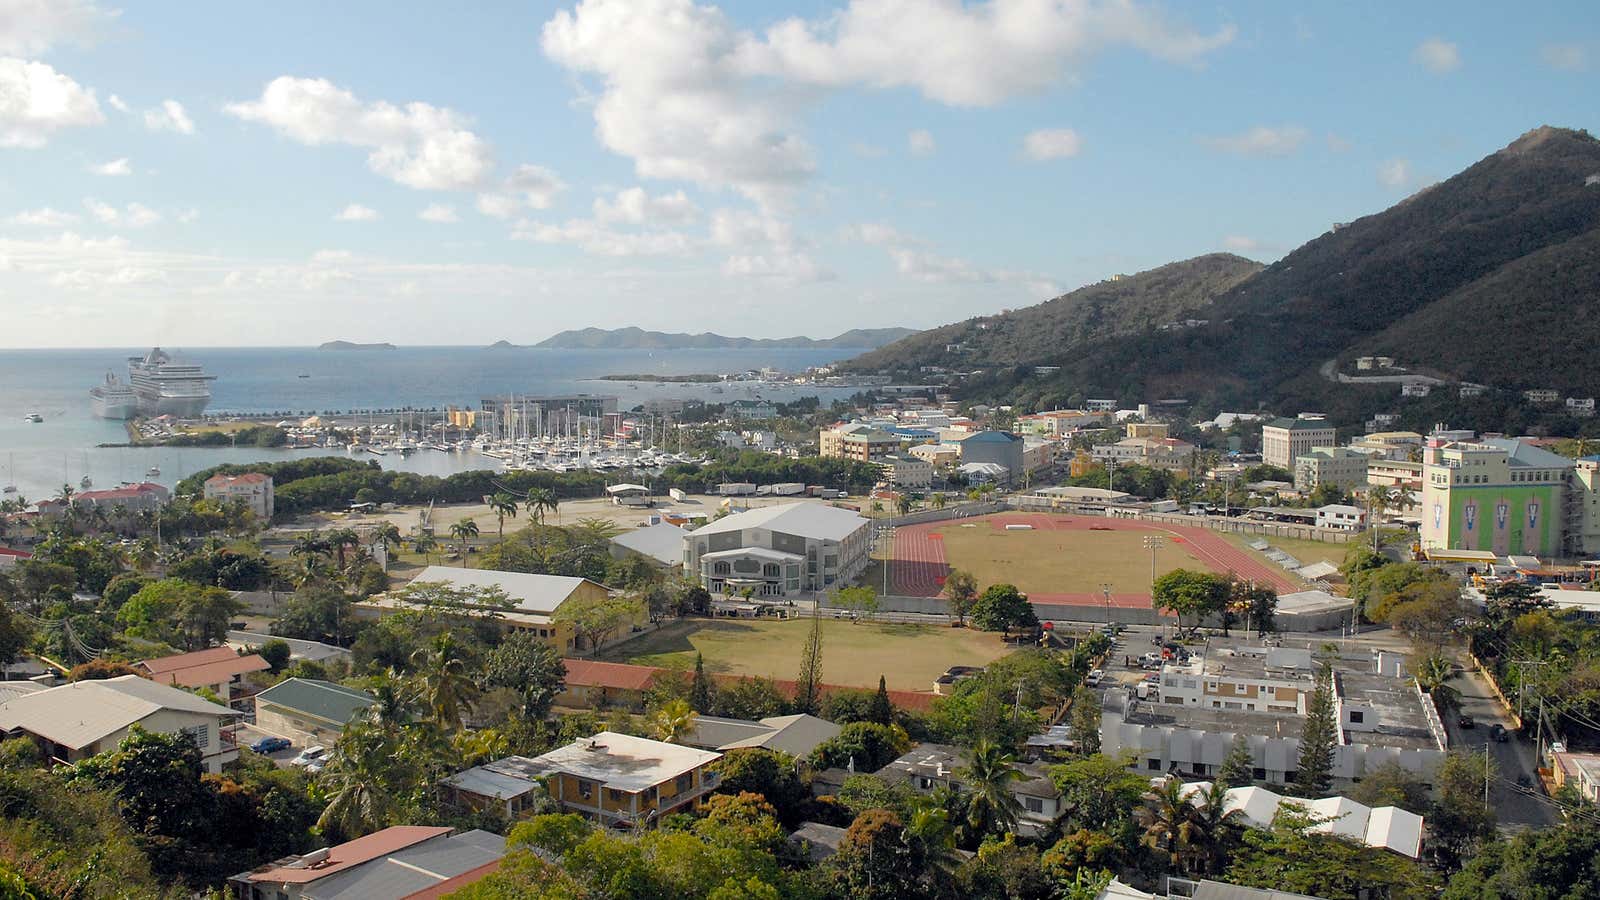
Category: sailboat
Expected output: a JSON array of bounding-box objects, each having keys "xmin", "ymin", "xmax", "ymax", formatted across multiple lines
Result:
[{"xmin": 3, "ymin": 454, "xmax": 16, "ymax": 493}]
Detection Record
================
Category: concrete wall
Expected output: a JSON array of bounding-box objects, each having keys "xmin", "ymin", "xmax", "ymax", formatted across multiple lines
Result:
[{"xmin": 1138, "ymin": 511, "xmax": 1356, "ymax": 544}]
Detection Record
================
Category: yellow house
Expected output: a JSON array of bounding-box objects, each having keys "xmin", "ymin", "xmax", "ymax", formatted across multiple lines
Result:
[
  {"xmin": 441, "ymin": 732, "xmax": 723, "ymax": 826},
  {"xmin": 353, "ymin": 566, "xmax": 618, "ymax": 653}
]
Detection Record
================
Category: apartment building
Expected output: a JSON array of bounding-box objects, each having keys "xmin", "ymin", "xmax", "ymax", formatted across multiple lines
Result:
[
  {"xmin": 879, "ymin": 453, "xmax": 934, "ymax": 490},
  {"xmin": 1261, "ymin": 417, "xmax": 1338, "ymax": 470},
  {"xmin": 203, "ymin": 472, "xmax": 275, "ymax": 519},
  {"xmin": 819, "ymin": 423, "xmax": 900, "ymax": 462},
  {"xmin": 1419, "ymin": 437, "xmax": 1593, "ymax": 557},
  {"xmin": 1292, "ymin": 447, "xmax": 1371, "ymax": 493}
]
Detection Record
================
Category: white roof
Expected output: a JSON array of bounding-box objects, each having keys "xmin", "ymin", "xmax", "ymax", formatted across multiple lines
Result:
[
  {"xmin": 1178, "ymin": 781, "xmax": 1422, "ymax": 858},
  {"xmin": 1292, "ymin": 561, "xmax": 1341, "ymax": 580},
  {"xmin": 605, "ymin": 483, "xmax": 649, "ymax": 495},
  {"xmin": 690, "ymin": 502, "xmax": 867, "ymax": 542},
  {"xmin": 404, "ymin": 566, "xmax": 597, "ymax": 615},
  {"xmin": 529, "ymin": 731, "xmax": 721, "ymax": 793},
  {"xmin": 1275, "ymin": 589, "xmax": 1354, "ymax": 615},
  {"xmin": 0, "ymin": 674, "xmax": 233, "ymax": 750},
  {"xmin": 701, "ymin": 546, "xmax": 803, "ymax": 563},
  {"xmin": 610, "ymin": 522, "xmax": 688, "ymax": 566}
]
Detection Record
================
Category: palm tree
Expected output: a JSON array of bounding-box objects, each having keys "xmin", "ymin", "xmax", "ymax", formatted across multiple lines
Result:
[
  {"xmin": 369, "ymin": 522, "xmax": 403, "ymax": 554},
  {"xmin": 525, "ymin": 488, "xmax": 558, "ymax": 527},
  {"xmin": 56, "ymin": 483, "xmax": 74, "ymax": 504},
  {"xmin": 958, "ymin": 739, "xmax": 1024, "ymax": 837},
  {"xmin": 487, "ymin": 492, "xmax": 518, "ymax": 541},
  {"xmin": 293, "ymin": 554, "xmax": 334, "ymax": 589},
  {"xmin": 1366, "ymin": 485, "xmax": 1394, "ymax": 552},
  {"xmin": 905, "ymin": 797, "xmax": 961, "ymax": 876},
  {"xmin": 895, "ymin": 494, "xmax": 913, "ymax": 516},
  {"xmin": 316, "ymin": 726, "xmax": 397, "ymax": 838},
  {"xmin": 291, "ymin": 531, "xmax": 330, "ymax": 562},
  {"xmin": 931, "ymin": 492, "xmax": 947, "ymax": 510},
  {"xmin": 327, "ymin": 527, "xmax": 361, "ymax": 569},
  {"xmin": 1139, "ymin": 777, "xmax": 1198, "ymax": 873},
  {"xmin": 1183, "ymin": 781, "xmax": 1244, "ymax": 875},
  {"xmin": 409, "ymin": 633, "xmax": 479, "ymax": 727},
  {"xmin": 650, "ymin": 698, "xmax": 696, "ymax": 744},
  {"xmin": 410, "ymin": 533, "xmax": 439, "ymax": 566},
  {"xmin": 448, "ymin": 517, "xmax": 479, "ymax": 559},
  {"xmin": 365, "ymin": 675, "xmax": 418, "ymax": 734}
]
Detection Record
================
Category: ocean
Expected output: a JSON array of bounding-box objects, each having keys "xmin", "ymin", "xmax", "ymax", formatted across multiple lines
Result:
[{"xmin": 0, "ymin": 346, "xmax": 867, "ymax": 501}]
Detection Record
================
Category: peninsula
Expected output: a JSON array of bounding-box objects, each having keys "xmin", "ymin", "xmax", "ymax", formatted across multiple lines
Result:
[{"xmin": 502, "ymin": 326, "xmax": 918, "ymax": 351}]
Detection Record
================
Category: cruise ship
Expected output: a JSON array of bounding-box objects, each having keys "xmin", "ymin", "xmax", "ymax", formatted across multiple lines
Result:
[
  {"xmin": 88, "ymin": 372, "xmax": 141, "ymax": 419},
  {"xmin": 122, "ymin": 347, "xmax": 216, "ymax": 417}
]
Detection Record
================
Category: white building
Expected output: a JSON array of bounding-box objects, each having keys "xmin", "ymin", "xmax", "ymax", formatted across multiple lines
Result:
[
  {"xmin": 1292, "ymin": 447, "xmax": 1371, "ymax": 493},
  {"xmin": 1261, "ymin": 417, "xmax": 1338, "ymax": 470},
  {"xmin": 1316, "ymin": 504, "xmax": 1367, "ymax": 531},
  {"xmin": 684, "ymin": 502, "xmax": 871, "ymax": 596},
  {"xmin": 203, "ymin": 472, "xmax": 274, "ymax": 519},
  {"xmin": 0, "ymin": 675, "xmax": 238, "ymax": 772}
]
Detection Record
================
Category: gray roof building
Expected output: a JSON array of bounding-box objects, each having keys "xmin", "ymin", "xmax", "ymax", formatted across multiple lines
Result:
[{"xmin": 255, "ymin": 678, "xmax": 375, "ymax": 728}]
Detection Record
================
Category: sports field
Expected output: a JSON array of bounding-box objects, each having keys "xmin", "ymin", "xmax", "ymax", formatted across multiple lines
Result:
[
  {"xmin": 890, "ymin": 512, "xmax": 1301, "ymax": 606},
  {"xmin": 609, "ymin": 617, "xmax": 1013, "ymax": 691}
]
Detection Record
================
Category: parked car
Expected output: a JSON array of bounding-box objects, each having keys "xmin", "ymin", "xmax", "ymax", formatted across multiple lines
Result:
[
  {"xmin": 1491, "ymin": 724, "xmax": 1509, "ymax": 742},
  {"xmin": 291, "ymin": 746, "xmax": 328, "ymax": 768},
  {"xmin": 1085, "ymin": 669, "xmax": 1104, "ymax": 687},
  {"xmin": 250, "ymin": 736, "xmax": 291, "ymax": 754},
  {"xmin": 1458, "ymin": 714, "xmax": 1475, "ymax": 729}
]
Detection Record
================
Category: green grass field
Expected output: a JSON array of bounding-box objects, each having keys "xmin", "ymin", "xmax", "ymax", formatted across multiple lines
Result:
[
  {"xmin": 610, "ymin": 618, "xmax": 1014, "ymax": 691},
  {"xmin": 932, "ymin": 522, "xmax": 1220, "ymax": 595}
]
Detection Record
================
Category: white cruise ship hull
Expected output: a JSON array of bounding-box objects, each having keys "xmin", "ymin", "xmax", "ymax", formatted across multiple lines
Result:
[
  {"xmin": 136, "ymin": 392, "xmax": 212, "ymax": 417},
  {"xmin": 90, "ymin": 393, "xmax": 141, "ymax": 419}
]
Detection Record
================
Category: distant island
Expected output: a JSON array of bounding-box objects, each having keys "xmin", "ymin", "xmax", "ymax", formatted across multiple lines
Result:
[
  {"xmin": 319, "ymin": 341, "xmax": 396, "ymax": 351},
  {"xmin": 494, "ymin": 326, "xmax": 919, "ymax": 351},
  {"xmin": 596, "ymin": 373, "xmax": 724, "ymax": 383}
]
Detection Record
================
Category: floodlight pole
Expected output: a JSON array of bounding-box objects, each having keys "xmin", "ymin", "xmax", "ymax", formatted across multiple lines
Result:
[{"xmin": 1144, "ymin": 534, "xmax": 1165, "ymax": 639}]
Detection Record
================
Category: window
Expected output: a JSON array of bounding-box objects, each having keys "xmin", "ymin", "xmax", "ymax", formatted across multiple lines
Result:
[
  {"xmin": 1349, "ymin": 710, "xmax": 1365, "ymax": 724},
  {"xmin": 675, "ymin": 773, "xmax": 693, "ymax": 794},
  {"xmin": 607, "ymin": 788, "xmax": 625, "ymax": 803},
  {"xmin": 181, "ymin": 724, "xmax": 209, "ymax": 748},
  {"xmin": 1252, "ymin": 767, "xmax": 1266, "ymax": 780},
  {"xmin": 712, "ymin": 562, "xmax": 731, "ymax": 575},
  {"xmin": 1147, "ymin": 758, "xmax": 1162, "ymax": 771},
  {"xmin": 578, "ymin": 780, "xmax": 594, "ymax": 800},
  {"xmin": 762, "ymin": 563, "xmax": 780, "ymax": 578},
  {"xmin": 1024, "ymin": 796, "xmax": 1045, "ymax": 813}
]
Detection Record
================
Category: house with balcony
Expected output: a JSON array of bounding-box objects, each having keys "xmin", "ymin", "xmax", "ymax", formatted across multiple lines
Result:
[
  {"xmin": 441, "ymin": 732, "xmax": 722, "ymax": 827},
  {"xmin": 0, "ymin": 674, "xmax": 238, "ymax": 772}
]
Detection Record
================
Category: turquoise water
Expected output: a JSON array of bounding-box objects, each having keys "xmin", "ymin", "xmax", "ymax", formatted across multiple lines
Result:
[{"xmin": 0, "ymin": 346, "xmax": 863, "ymax": 500}]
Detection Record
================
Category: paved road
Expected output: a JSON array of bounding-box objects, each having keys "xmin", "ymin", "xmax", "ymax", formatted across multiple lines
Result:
[{"xmin": 1443, "ymin": 665, "xmax": 1558, "ymax": 829}]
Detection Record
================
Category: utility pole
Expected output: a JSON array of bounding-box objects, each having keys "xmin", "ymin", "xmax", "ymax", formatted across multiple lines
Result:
[
  {"xmin": 1101, "ymin": 582, "xmax": 1114, "ymax": 629},
  {"xmin": 1144, "ymin": 534, "xmax": 1165, "ymax": 639}
]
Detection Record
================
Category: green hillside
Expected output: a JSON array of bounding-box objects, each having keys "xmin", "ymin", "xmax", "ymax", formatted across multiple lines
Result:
[{"xmin": 843, "ymin": 253, "xmax": 1262, "ymax": 372}]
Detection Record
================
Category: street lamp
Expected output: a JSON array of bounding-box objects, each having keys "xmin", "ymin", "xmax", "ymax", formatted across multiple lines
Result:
[{"xmin": 1100, "ymin": 582, "xmax": 1114, "ymax": 629}]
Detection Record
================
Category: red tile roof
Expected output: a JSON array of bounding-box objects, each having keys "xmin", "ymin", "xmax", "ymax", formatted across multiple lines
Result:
[
  {"xmin": 0, "ymin": 547, "xmax": 30, "ymax": 559},
  {"xmin": 138, "ymin": 646, "xmax": 269, "ymax": 687},
  {"xmin": 246, "ymin": 826, "xmax": 452, "ymax": 884},
  {"xmin": 561, "ymin": 658, "xmax": 660, "ymax": 692},
  {"xmin": 206, "ymin": 472, "xmax": 269, "ymax": 485}
]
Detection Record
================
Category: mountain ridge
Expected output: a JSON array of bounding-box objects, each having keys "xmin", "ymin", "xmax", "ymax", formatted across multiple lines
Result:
[{"xmin": 522, "ymin": 326, "xmax": 919, "ymax": 351}]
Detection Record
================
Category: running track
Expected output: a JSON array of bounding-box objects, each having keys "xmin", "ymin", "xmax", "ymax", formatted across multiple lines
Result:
[{"xmin": 888, "ymin": 512, "xmax": 1300, "ymax": 609}]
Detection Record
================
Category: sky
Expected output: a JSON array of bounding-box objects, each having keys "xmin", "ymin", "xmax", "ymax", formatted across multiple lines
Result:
[{"xmin": 0, "ymin": 0, "xmax": 1595, "ymax": 348}]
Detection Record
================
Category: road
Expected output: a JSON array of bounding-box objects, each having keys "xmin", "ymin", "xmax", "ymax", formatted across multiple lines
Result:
[{"xmin": 1443, "ymin": 665, "xmax": 1558, "ymax": 829}]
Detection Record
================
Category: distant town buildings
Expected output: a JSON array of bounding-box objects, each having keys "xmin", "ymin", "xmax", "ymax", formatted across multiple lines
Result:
[{"xmin": 203, "ymin": 472, "xmax": 274, "ymax": 519}]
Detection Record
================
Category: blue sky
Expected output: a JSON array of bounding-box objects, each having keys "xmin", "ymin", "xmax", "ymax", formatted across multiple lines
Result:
[{"xmin": 0, "ymin": 0, "xmax": 1594, "ymax": 347}]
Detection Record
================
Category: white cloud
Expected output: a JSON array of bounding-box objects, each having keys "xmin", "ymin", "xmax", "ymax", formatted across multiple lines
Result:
[
  {"xmin": 722, "ymin": 251, "xmax": 833, "ymax": 282},
  {"xmin": 511, "ymin": 218, "xmax": 695, "ymax": 257},
  {"xmin": 907, "ymin": 129, "xmax": 936, "ymax": 156},
  {"xmin": 843, "ymin": 222, "xmax": 905, "ymax": 245},
  {"xmin": 593, "ymin": 187, "xmax": 699, "ymax": 225},
  {"xmin": 6, "ymin": 206, "xmax": 79, "ymax": 226},
  {"xmin": 1413, "ymin": 37, "xmax": 1460, "ymax": 73},
  {"xmin": 0, "ymin": 0, "xmax": 115, "ymax": 56},
  {"xmin": 889, "ymin": 247, "xmax": 990, "ymax": 283},
  {"xmin": 226, "ymin": 76, "xmax": 496, "ymax": 190},
  {"xmin": 419, "ymin": 203, "xmax": 459, "ymax": 223},
  {"xmin": 475, "ymin": 164, "xmax": 566, "ymax": 218},
  {"xmin": 1222, "ymin": 235, "xmax": 1261, "ymax": 252},
  {"xmin": 311, "ymin": 249, "xmax": 353, "ymax": 263},
  {"xmin": 1378, "ymin": 158, "xmax": 1412, "ymax": 187},
  {"xmin": 334, "ymin": 203, "xmax": 380, "ymax": 222},
  {"xmin": 143, "ymin": 98, "xmax": 194, "ymax": 134},
  {"xmin": 89, "ymin": 156, "xmax": 130, "ymax": 176},
  {"xmin": 84, "ymin": 198, "xmax": 161, "ymax": 227},
  {"xmin": 543, "ymin": 0, "xmax": 1231, "ymax": 202},
  {"xmin": 0, "ymin": 58, "xmax": 103, "ymax": 147},
  {"xmin": 1540, "ymin": 43, "xmax": 1587, "ymax": 72},
  {"xmin": 107, "ymin": 93, "xmax": 128, "ymax": 112},
  {"xmin": 1200, "ymin": 125, "xmax": 1307, "ymax": 157},
  {"xmin": 747, "ymin": 0, "xmax": 1236, "ymax": 106},
  {"xmin": 1021, "ymin": 128, "xmax": 1082, "ymax": 161}
]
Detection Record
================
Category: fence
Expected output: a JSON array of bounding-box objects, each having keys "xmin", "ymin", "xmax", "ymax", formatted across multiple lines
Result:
[
  {"xmin": 1137, "ymin": 511, "xmax": 1357, "ymax": 544},
  {"xmin": 875, "ymin": 500, "xmax": 1010, "ymax": 528}
]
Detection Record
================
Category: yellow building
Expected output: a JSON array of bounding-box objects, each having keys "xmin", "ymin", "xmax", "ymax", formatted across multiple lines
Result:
[
  {"xmin": 441, "ymin": 732, "xmax": 723, "ymax": 826},
  {"xmin": 353, "ymin": 566, "xmax": 620, "ymax": 653}
]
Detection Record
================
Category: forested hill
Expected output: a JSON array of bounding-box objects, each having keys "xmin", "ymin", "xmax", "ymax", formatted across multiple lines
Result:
[
  {"xmin": 840, "ymin": 253, "xmax": 1263, "ymax": 372},
  {"xmin": 530, "ymin": 326, "xmax": 918, "ymax": 350},
  {"xmin": 848, "ymin": 125, "xmax": 1600, "ymax": 406}
]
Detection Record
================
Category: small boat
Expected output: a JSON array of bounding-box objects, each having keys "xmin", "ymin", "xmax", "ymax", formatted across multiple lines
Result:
[
  {"xmin": 24, "ymin": 413, "xmax": 43, "ymax": 423},
  {"xmin": 2, "ymin": 485, "xmax": 16, "ymax": 494},
  {"xmin": 80, "ymin": 475, "xmax": 92, "ymax": 488},
  {"xmin": 297, "ymin": 373, "xmax": 311, "ymax": 379},
  {"xmin": 146, "ymin": 466, "xmax": 161, "ymax": 477}
]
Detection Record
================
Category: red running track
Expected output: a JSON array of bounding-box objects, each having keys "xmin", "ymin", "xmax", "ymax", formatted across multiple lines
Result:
[{"xmin": 888, "ymin": 512, "xmax": 1300, "ymax": 609}]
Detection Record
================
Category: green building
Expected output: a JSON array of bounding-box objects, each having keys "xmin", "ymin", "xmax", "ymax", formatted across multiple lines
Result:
[{"xmin": 1420, "ymin": 437, "xmax": 1570, "ymax": 557}]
